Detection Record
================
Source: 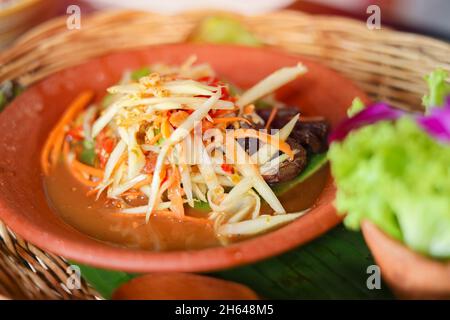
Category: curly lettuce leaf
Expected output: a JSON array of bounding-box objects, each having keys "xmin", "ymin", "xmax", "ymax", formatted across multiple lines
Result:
[
  {"xmin": 329, "ymin": 117, "xmax": 450, "ymax": 259},
  {"xmin": 191, "ymin": 16, "xmax": 261, "ymax": 47},
  {"xmin": 131, "ymin": 67, "xmax": 151, "ymax": 81},
  {"xmin": 422, "ymin": 69, "xmax": 450, "ymax": 113},
  {"xmin": 347, "ymin": 97, "xmax": 365, "ymax": 117}
]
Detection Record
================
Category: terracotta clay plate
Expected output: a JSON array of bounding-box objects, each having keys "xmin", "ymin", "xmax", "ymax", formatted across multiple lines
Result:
[
  {"xmin": 112, "ymin": 273, "xmax": 258, "ymax": 300},
  {"xmin": 0, "ymin": 44, "xmax": 368, "ymax": 273}
]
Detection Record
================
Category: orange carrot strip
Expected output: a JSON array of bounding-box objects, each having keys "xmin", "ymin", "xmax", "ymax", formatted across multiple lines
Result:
[
  {"xmin": 213, "ymin": 109, "xmax": 234, "ymax": 117},
  {"xmin": 213, "ymin": 117, "xmax": 251, "ymax": 125},
  {"xmin": 62, "ymin": 140, "xmax": 70, "ymax": 160},
  {"xmin": 243, "ymin": 104, "xmax": 255, "ymax": 115},
  {"xmin": 41, "ymin": 128, "xmax": 60, "ymax": 174},
  {"xmin": 71, "ymin": 159, "xmax": 104, "ymax": 178},
  {"xmin": 50, "ymin": 129, "xmax": 66, "ymax": 168},
  {"xmin": 167, "ymin": 167, "xmax": 184, "ymax": 217},
  {"xmin": 169, "ymin": 110, "xmax": 189, "ymax": 128},
  {"xmin": 148, "ymin": 133, "xmax": 162, "ymax": 145},
  {"xmin": 231, "ymin": 128, "xmax": 294, "ymax": 159},
  {"xmin": 40, "ymin": 90, "xmax": 94, "ymax": 175},
  {"xmin": 161, "ymin": 117, "xmax": 171, "ymax": 139},
  {"xmin": 265, "ymin": 107, "xmax": 278, "ymax": 130},
  {"xmin": 58, "ymin": 91, "xmax": 95, "ymax": 129},
  {"xmin": 70, "ymin": 167, "xmax": 100, "ymax": 187},
  {"xmin": 201, "ymin": 119, "xmax": 214, "ymax": 132}
]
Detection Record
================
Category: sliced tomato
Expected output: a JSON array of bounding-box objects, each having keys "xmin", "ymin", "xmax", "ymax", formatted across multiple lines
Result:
[
  {"xmin": 95, "ymin": 131, "xmax": 116, "ymax": 168},
  {"xmin": 221, "ymin": 164, "xmax": 234, "ymax": 174}
]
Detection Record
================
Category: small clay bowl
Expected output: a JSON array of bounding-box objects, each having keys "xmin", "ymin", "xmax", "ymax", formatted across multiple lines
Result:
[
  {"xmin": 362, "ymin": 221, "xmax": 450, "ymax": 299},
  {"xmin": 112, "ymin": 273, "xmax": 258, "ymax": 300},
  {"xmin": 0, "ymin": 44, "xmax": 368, "ymax": 273}
]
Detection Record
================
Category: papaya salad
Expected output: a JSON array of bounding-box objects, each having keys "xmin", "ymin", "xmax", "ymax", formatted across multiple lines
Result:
[{"xmin": 41, "ymin": 57, "xmax": 329, "ymax": 248}]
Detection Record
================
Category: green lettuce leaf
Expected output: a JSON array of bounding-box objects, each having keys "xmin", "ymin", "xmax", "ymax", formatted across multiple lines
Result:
[
  {"xmin": 329, "ymin": 117, "xmax": 450, "ymax": 259},
  {"xmin": 131, "ymin": 67, "xmax": 151, "ymax": 81},
  {"xmin": 191, "ymin": 16, "xmax": 261, "ymax": 47},
  {"xmin": 347, "ymin": 97, "xmax": 365, "ymax": 117},
  {"xmin": 422, "ymin": 69, "xmax": 450, "ymax": 113}
]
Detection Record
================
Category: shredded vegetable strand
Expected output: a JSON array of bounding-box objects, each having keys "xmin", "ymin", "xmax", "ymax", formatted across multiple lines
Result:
[
  {"xmin": 219, "ymin": 210, "xmax": 309, "ymax": 236},
  {"xmin": 224, "ymin": 136, "xmax": 286, "ymax": 214},
  {"xmin": 251, "ymin": 113, "xmax": 299, "ymax": 165},
  {"xmin": 44, "ymin": 60, "xmax": 315, "ymax": 243},
  {"xmin": 145, "ymin": 90, "xmax": 221, "ymax": 220},
  {"xmin": 41, "ymin": 90, "xmax": 94, "ymax": 174},
  {"xmin": 236, "ymin": 63, "xmax": 307, "ymax": 110}
]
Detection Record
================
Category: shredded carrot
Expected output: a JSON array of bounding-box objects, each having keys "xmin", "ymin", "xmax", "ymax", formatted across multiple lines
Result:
[
  {"xmin": 161, "ymin": 117, "xmax": 171, "ymax": 139},
  {"xmin": 201, "ymin": 119, "xmax": 214, "ymax": 132},
  {"xmin": 50, "ymin": 129, "xmax": 66, "ymax": 167},
  {"xmin": 62, "ymin": 140, "xmax": 70, "ymax": 160},
  {"xmin": 59, "ymin": 91, "xmax": 95, "ymax": 129},
  {"xmin": 152, "ymin": 166, "xmax": 173, "ymax": 212},
  {"xmin": 159, "ymin": 164, "xmax": 167, "ymax": 183},
  {"xmin": 169, "ymin": 110, "xmax": 189, "ymax": 128},
  {"xmin": 167, "ymin": 167, "xmax": 184, "ymax": 216},
  {"xmin": 265, "ymin": 107, "xmax": 278, "ymax": 130},
  {"xmin": 148, "ymin": 133, "xmax": 162, "ymax": 145},
  {"xmin": 243, "ymin": 104, "xmax": 255, "ymax": 115},
  {"xmin": 212, "ymin": 109, "xmax": 234, "ymax": 117},
  {"xmin": 41, "ymin": 127, "xmax": 62, "ymax": 175},
  {"xmin": 70, "ymin": 167, "xmax": 100, "ymax": 187},
  {"xmin": 40, "ymin": 90, "xmax": 94, "ymax": 175},
  {"xmin": 213, "ymin": 117, "xmax": 251, "ymax": 125},
  {"xmin": 231, "ymin": 128, "xmax": 294, "ymax": 159},
  {"xmin": 71, "ymin": 159, "xmax": 104, "ymax": 178}
]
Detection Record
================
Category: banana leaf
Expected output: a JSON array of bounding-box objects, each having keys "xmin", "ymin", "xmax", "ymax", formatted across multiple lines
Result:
[{"xmin": 74, "ymin": 225, "xmax": 393, "ymax": 299}]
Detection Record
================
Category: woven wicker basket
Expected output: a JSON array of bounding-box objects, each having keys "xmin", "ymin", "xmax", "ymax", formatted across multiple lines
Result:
[{"xmin": 0, "ymin": 9, "xmax": 449, "ymax": 300}]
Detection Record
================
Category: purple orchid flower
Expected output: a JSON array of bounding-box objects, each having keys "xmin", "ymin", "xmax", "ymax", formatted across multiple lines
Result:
[
  {"xmin": 329, "ymin": 97, "xmax": 450, "ymax": 144},
  {"xmin": 417, "ymin": 97, "xmax": 450, "ymax": 143},
  {"xmin": 328, "ymin": 103, "xmax": 405, "ymax": 143}
]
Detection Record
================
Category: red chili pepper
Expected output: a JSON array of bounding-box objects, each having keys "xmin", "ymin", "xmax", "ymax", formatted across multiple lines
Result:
[
  {"xmin": 198, "ymin": 77, "xmax": 231, "ymax": 100},
  {"xmin": 221, "ymin": 164, "xmax": 234, "ymax": 174},
  {"xmin": 95, "ymin": 131, "xmax": 116, "ymax": 168},
  {"xmin": 101, "ymin": 137, "xmax": 115, "ymax": 154},
  {"xmin": 67, "ymin": 126, "xmax": 83, "ymax": 141}
]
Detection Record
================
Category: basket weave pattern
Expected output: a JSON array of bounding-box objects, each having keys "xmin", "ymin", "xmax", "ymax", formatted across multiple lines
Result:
[{"xmin": 0, "ymin": 10, "xmax": 449, "ymax": 299}]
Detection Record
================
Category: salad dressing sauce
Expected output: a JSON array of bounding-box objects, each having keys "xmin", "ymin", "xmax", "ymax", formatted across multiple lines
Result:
[{"xmin": 44, "ymin": 162, "xmax": 328, "ymax": 251}]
